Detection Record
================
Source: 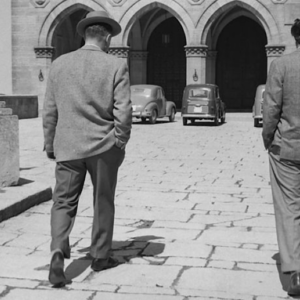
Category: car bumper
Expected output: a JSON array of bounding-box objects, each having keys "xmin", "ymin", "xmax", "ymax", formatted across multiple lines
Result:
[
  {"xmin": 182, "ymin": 113, "xmax": 217, "ymax": 119},
  {"xmin": 132, "ymin": 111, "xmax": 152, "ymax": 118}
]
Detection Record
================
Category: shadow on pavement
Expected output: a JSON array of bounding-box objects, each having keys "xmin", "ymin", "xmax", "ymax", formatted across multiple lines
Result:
[
  {"xmin": 64, "ymin": 235, "xmax": 165, "ymax": 281},
  {"xmin": 132, "ymin": 119, "xmax": 176, "ymax": 125},
  {"xmin": 184, "ymin": 121, "xmax": 227, "ymax": 127},
  {"xmin": 17, "ymin": 177, "xmax": 34, "ymax": 186},
  {"xmin": 272, "ymin": 252, "xmax": 291, "ymax": 294}
]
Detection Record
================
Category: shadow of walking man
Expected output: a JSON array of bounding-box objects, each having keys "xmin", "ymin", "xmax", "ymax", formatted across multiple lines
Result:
[{"xmin": 64, "ymin": 235, "xmax": 165, "ymax": 282}]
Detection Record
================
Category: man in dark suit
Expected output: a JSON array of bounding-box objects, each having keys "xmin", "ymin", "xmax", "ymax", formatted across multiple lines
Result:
[
  {"xmin": 43, "ymin": 10, "xmax": 132, "ymax": 287},
  {"xmin": 262, "ymin": 19, "xmax": 300, "ymax": 296}
]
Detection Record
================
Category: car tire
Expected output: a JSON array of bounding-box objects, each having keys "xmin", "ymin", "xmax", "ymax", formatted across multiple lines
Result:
[
  {"xmin": 254, "ymin": 119, "xmax": 259, "ymax": 127},
  {"xmin": 169, "ymin": 108, "xmax": 176, "ymax": 122},
  {"xmin": 149, "ymin": 110, "xmax": 157, "ymax": 124},
  {"xmin": 141, "ymin": 117, "xmax": 147, "ymax": 123},
  {"xmin": 182, "ymin": 117, "xmax": 188, "ymax": 126},
  {"xmin": 214, "ymin": 115, "xmax": 219, "ymax": 126},
  {"xmin": 221, "ymin": 112, "xmax": 226, "ymax": 124}
]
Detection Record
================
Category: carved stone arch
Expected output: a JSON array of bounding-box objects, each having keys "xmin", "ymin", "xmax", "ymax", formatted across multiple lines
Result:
[
  {"xmin": 37, "ymin": 0, "xmax": 105, "ymax": 46},
  {"xmin": 210, "ymin": 10, "xmax": 263, "ymax": 49},
  {"xmin": 118, "ymin": 0, "xmax": 193, "ymax": 46},
  {"xmin": 198, "ymin": 0, "xmax": 280, "ymax": 46}
]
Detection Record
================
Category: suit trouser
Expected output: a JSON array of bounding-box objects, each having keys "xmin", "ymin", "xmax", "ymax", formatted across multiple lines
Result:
[
  {"xmin": 50, "ymin": 146, "xmax": 125, "ymax": 259},
  {"xmin": 269, "ymin": 148, "xmax": 300, "ymax": 273}
]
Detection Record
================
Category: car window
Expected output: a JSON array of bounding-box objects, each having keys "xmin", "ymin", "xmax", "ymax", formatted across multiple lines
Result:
[
  {"xmin": 189, "ymin": 88, "xmax": 210, "ymax": 98},
  {"xmin": 130, "ymin": 87, "xmax": 152, "ymax": 97},
  {"xmin": 157, "ymin": 89, "xmax": 162, "ymax": 98},
  {"xmin": 262, "ymin": 90, "xmax": 265, "ymax": 99}
]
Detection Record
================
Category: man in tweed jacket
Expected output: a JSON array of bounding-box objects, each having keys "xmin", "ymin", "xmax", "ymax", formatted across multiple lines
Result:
[
  {"xmin": 43, "ymin": 10, "xmax": 132, "ymax": 286},
  {"xmin": 262, "ymin": 19, "xmax": 300, "ymax": 296}
]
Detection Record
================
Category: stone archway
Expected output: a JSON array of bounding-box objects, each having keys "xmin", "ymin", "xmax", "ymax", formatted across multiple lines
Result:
[
  {"xmin": 118, "ymin": 0, "xmax": 193, "ymax": 46},
  {"xmin": 38, "ymin": 1, "xmax": 104, "ymax": 47},
  {"xmin": 196, "ymin": 0, "xmax": 281, "ymax": 111},
  {"xmin": 52, "ymin": 8, "xmax": 87, "ymax": 60},
  {"xmin": 121, "ymin": 1, "xmax": 190, "ymax": 108}
]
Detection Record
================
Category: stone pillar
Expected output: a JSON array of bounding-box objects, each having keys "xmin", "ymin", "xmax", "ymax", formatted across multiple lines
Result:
[
  {"xmin": 0, "ymin": 101, "xmax": 19, "ymax": 187},
  {"xmin": 108, "ymin": 47, "xmax": 130, "ymax": 65},
  {"xmin": 185, "ymin": 45, "xmax": 208, "ymax": 85},
  {"xmin": 265, "ymin": 45, "xmax": 286, "ymax": 71},
  {"xmin": 206, "ymin": 51, "xmax": 218, "ymax": 84},
  {"xmin": 129, "ymin": 51, "xmax": 148, "ymax": 84},
  {"xmin": 34, "ymin": 46, "xmax": 55, "ymax": 114},
  {"xmin": 0, "ymin": 0, "xmax": 12, "ymax": 94}
]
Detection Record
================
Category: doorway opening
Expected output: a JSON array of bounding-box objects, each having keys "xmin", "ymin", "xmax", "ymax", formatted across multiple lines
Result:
[
  {"xmin": 216, "ymin": 16, "xmax": 267, "ymax": 110},
  {"xmin": 147, "ymin": 17, "xmax": 186, "ymax": 108}
]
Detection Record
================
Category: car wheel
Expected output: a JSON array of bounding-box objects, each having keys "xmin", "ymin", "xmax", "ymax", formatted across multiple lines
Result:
[
  {"xmin": 141, "ymin": 117, "xmax": 147, "ymax": 123},
  {"xmin": 214, "ymin": 115, "xmax": 219, "ymax": 126},
  {"xmin": 221, "ymin": 112, "xmax": 226, "ymax": 123},
  {"xmin": 169, "ymin": 108, "xmax": 175, "ymax": 122},
  {"xmin": 254, "ymin": 118, "xmax": 259, "ymax": 127},
  {"xmin": 149, "ymin": 110, "xmax": 157, "ymax": 124},
  {"xmin": 182, "ymin": 117, "xmax": 187, "ymax": 126}
]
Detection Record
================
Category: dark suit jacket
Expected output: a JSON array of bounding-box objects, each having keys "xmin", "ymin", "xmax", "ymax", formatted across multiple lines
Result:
[
  {"xmin": 43, "ymin": 45, "xmax": 132, "ymax": 162},
  {"xmin": 262, "ymin": 48, "xmax": 300, "ymax": 161}
]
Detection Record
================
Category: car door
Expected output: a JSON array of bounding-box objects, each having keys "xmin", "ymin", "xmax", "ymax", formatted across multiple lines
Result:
[
  {"xmin": 160, "ymin": 88, "xmax": 167, "ymax": 116},
  {"xmin": 215, "ymin": 87, "xmax": 221, "ymax": 115},
  {"xmin": 156, "ymin": 88, "xmax": 163, "ymax": 116}
]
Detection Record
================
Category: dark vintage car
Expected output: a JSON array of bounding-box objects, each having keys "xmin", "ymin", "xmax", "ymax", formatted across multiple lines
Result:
[
  {"xmin": 131, "ymin": 84, "xmax": 176, "ymax": 124},
  {"xmin": 181, "ymin": 84, "xmax": 226, "ymax": 126},
  {"xmin": 252, "ymin": 84, "xmax": 266, "ymax": 127}
]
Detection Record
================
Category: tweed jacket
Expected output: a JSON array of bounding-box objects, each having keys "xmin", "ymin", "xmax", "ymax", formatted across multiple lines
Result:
[
  {"xmin": 262, "ymin": 48, "xmax": 300, "ymax": 161},
  {"xmin": 43, "ymin": 45, "xmax": 132, "ymax": 162}
]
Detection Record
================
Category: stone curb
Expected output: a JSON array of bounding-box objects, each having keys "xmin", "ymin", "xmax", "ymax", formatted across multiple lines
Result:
[{"xmin": 0, "ymin": 181, "xmax": 52, "ymax": 222}]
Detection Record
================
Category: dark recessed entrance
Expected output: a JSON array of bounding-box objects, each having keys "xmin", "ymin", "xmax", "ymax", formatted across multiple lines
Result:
[
  {"xmin": 216, "ymin": 16, "xmax": 267, "ymax": 111},
  {"xmin": 147, "ymin": 17, "xmax": 186, "ymax": 109}
]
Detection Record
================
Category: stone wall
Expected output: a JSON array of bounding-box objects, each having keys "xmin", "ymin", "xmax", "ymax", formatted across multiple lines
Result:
[
  {"xmin": 0, "ymin": 102, "xmax": 19, "ymax": 187},
  {"xmin": 0, "ymin": 95, "xmax": 38, "ymax": 119}
]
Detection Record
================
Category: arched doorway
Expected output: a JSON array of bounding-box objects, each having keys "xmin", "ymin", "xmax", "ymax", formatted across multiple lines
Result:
[
  {"xmin": 216, "ymin": 16, "xmax": 267, "ymax": 110},
  {"xmin": 52, "ymin": 9, "xmax": 86, "ymax": 60},
  {"xmin": 147, "ymin": 17, "xmax": 186, "ymax": 108}
]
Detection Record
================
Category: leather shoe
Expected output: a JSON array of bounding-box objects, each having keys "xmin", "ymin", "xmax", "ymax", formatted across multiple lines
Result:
[
  {"xmin": 49, "ymin": 251, "xmax": 69, "ymax": 287},
  {"xmin": 91, "ymin": 256, "xmax": 120, "ymax": 272},
  {"xmin": 288, "ymin": 272, "xmax": 300, "ymax": 296}
]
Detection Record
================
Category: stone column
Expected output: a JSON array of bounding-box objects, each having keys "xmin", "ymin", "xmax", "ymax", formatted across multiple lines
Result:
[
  {"xmin": 185, "ymin": 45, "xmax": 208, "ymax": 85},
  {"xmin": 206, "ymin": 51, "xmax": 218, "ymax": 84},
  {"xmin": 265, "ymin": 45, "xmax": 286, "ymax": 70},
  {"xmin": 129, "ymin": 51, "xmax": 148, "ymax": 84},
  {"xmin": 34, "ymin": 46, "xmax": 55, "ymax": 114},
  {"xmin": 0, "ymin": 101, "xmax": 19, "ymax": 187},
  {"xmin": 0, "ymin": 0, "xmax": 12, "ymax": 94},
  {"xmin": 109, "ymin": 47, "xmax": 130, "ymax": 65}
]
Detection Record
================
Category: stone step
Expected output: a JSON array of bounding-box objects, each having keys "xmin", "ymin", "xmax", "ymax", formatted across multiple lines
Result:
[{"xmin": 0, "ymin": 107, "xmax": 12, "ymax": 115}]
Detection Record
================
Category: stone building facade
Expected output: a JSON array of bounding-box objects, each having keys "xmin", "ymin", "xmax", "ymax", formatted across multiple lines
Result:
[{"xmin": 0, "ymin": 0, "xmax": 299, "ymax": 111}]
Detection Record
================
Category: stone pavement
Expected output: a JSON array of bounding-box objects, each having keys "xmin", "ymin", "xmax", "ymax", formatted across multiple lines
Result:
[{"xmin": 0, "ymin": 113, "xmax": 293, "ymax": 299}]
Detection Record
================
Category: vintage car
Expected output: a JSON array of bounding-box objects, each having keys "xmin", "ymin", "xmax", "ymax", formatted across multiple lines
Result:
[
  {"xmin": 252, "ymin": 84, "xmax": 266, "ymax": 127},
  {"xmin": 181, "ymin": 84, "xmax": 226, "ymax": 126},
  {"xmin": 131, "ymin": 84, "xmax": 176, "ymax": 124}
]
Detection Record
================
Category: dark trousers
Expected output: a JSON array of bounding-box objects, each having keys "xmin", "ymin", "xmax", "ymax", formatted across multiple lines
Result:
[
  {"xmin": 50, "ymin": 146, "xmax": 125, "ymax": 259},
  {"xmin": 269, "ymin": 148, "xmax": 300, "ymax": 273}
]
